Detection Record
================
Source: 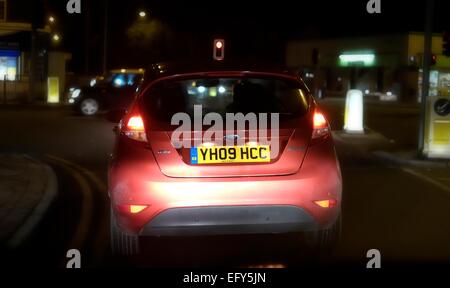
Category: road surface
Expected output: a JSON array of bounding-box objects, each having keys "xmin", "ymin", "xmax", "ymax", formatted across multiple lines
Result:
[{"xmin": 1, "ymin": 102, "xmax": 449, "ymax": 268}]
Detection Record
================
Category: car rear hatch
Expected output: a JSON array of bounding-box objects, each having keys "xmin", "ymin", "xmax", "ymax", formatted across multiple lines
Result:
[{"xmin": 140, "ymin": 73, "xmax": 312, "ymax": 178}]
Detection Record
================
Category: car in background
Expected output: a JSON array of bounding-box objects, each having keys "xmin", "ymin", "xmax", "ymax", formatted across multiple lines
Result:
[
  {"xmin": 108, "ymin": 61, "xmax": 343, "ymax": 258},
  {"xmin": 69, "ymin": 68, "xmax": 145, "ymax": 116}
]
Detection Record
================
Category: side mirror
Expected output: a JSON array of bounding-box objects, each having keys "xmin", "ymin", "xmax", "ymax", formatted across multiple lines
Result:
[{"xmin": 106, "ymin": 109, "xmax": 126, "ymax": 123}]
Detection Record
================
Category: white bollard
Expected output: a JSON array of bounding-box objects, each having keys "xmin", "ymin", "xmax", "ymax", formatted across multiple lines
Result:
[{"xmin": 344, "ymin": 89, "xmax": 364, "ymax": 133}]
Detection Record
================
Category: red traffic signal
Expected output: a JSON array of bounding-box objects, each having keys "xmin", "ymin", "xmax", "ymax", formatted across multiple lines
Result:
[
  {"xmin": 431, "ymin": 54, "xmax": 437, "ymax": 66},
  {"xmin": 213, "ymin": 39, "xmax": 225, "ymax": 61}
]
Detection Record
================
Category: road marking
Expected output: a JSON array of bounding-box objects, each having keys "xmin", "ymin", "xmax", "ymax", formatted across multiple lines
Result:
[
  {"xmin": 45, "ymin": 155, "xmax": 107, "ymax": 192},
  {"xmin": 6, "ymin": 156, "xmax": 58, "ymax": 248},
  {"xmin": 45, "ymin": 154, "xmax": 109, "ymax": 264},
  {"xmin": 402, "ymin": 168, "xmax": 450, "ymax": 195},
  {"xmin": 44, "ymin": 156, "xmax": 93, "ymax": 252}
]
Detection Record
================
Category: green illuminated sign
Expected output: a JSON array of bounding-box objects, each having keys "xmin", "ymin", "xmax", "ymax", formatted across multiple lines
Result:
[{"xmin": 339, "ymin": 53, "xmax": 376, "ymax": 67}]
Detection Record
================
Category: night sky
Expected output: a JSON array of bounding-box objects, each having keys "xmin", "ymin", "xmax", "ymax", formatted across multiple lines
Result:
[{"xmin": 23, "ymin": 0, "xmax": 449, "ymax": 74}]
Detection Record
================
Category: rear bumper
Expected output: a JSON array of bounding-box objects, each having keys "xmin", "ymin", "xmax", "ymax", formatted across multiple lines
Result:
[
  {"xmin": 140, "ymin": 205, "xmax": 318, "ymax": 236},
  {"xmin": 109, "ymin": 134, "xmax": 342, "ymax": 235}
]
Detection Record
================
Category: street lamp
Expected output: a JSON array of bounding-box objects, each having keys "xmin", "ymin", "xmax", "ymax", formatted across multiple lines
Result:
[
  {"xmin": 138, "ymin": 10, "xmax": 147, "ymax": 18},
  {"xmin": 52, "ymin": 33, "xmax": 61, "ymax": 43},
  {"xmin": 48, "ymin": 16, "xmax": 55, "ymax": 23}
]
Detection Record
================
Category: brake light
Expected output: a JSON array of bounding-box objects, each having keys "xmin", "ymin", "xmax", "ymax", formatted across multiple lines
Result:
[
  {"xmin": 314, "ymin": 112, "xmax": 327, "ymax": 128},
  {"xmin": 127, "ymin": 116, "xmax": 144, "ymax": 130},
  {"xmin": 123, "ymin": 114, "xmax": 147, "ymax": 142},
  {"xmin": 312, "ymin": 111, "xmax": 330, "ymax": 139}
]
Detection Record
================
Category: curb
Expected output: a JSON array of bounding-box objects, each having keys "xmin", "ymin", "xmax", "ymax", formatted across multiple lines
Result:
[
  {"xmin": 372, "ymin": 150, "xmax": 450, "ymax": 169},
  {"xmin": 5, "ymin": 156, "xmax": 58, "ymax": 248},
  {"xmin": 331, "ymin": 129, "xmax": 394, "ymax": 153},
  {"xmin": 332, "ymin": 129, "xmax": 390, "ymax": 141}
]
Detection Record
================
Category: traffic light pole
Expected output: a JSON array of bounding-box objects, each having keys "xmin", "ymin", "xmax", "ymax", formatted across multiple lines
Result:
[{"xmin": 418, "ymin": 0, "xmax": 434, "ymax": 158}]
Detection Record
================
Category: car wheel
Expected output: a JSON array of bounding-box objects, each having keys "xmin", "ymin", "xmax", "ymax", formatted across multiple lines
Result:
[
  {"xmin": 80, "ymin": 98, "xmax": 99, "ymax": 116},
  {"xmin": 289, "ymin": 214, "xmax": 342, "ymax": 266},
  {"xmin": 110, "ymin": 207, "xmax": 140, "ymax": 256},
  {"xmin": 305, "ymin": 213, "xmax": 342, "ymax": 254},
  {"xmin": 318, "ymin": 214, "xmax": 342, "ymax": 252}
]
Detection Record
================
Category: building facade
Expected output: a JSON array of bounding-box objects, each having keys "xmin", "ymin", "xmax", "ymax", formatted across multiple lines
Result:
[
  {"xmin": 0, "ymin": 0, "xmax": 70, "ymax": 103},
  {"xmin": 286, "ymin": 33, "xmax": 450, "ymax": 102}
]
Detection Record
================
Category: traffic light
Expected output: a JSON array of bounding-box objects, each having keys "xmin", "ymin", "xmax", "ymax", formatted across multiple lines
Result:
[
  {"xmin": 213, "ymin": 39, "xmax": 225, "ymax": 61},
  {"xmin": 431, "ymin": 54, "xmax": 437, "ymax": 66},
  {"xmin": 443, "ymin": 31, "xmax": 450, "ymax": 57}
]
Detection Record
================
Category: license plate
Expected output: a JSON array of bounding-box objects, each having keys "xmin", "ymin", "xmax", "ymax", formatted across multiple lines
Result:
[{"xmin": 190, "ymin": 145, "xmax": 271, "ymax": 164}]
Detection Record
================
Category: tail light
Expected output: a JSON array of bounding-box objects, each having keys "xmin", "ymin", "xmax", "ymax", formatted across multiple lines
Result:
[
  {"xmin": 312, "ymin": 111, "xmax": 330, "ymax": 140},
  {"xmin": 122, "ymin": 113, "xmax": 147, "ymax": 142}
]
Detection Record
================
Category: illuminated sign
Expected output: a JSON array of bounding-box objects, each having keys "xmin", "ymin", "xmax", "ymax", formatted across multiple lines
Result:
[
  {"xmin": 424, "ymin": 96, "xmax": 450, "ymax": 159},
  {"xmin": 0, "ymin": 50, "xmax": 19, "ymax": 81},
  {"xmin": 339, "ymin": 53, "xmax": 375, "ymax": 67},
  {"xmin": 47, "ymin": 77, "xmax": 60, "ymax": 103}
]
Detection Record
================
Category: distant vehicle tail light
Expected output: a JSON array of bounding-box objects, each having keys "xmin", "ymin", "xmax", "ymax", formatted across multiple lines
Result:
[
  {"xmin": 122, "ymin": 113, "xmax": 147, "ymax": 142},
  {"xmin": 312, "ymin": 111, "xmax": 330, "ymax": 140}
]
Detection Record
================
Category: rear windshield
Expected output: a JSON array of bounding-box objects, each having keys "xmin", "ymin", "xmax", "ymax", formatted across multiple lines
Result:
[{"xmin": 141, "ymin": 77, "xmax": 309, "ymax": 123}]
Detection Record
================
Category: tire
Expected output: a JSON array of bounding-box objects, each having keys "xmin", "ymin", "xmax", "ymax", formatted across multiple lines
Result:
[
  {"xmin": 79, "ymin": 98, "xmax": 99, "ymax": 116},
  {"xmin": 305, "ymin": 213, "xmax": 342, "ymax": 254},
  {"xmin": 110, "ymin": 207, "xmax": 140, "ymax": 256},
  {"xmin": 289, "ymin": 214, "xmax": 342, "ymax": 266}
]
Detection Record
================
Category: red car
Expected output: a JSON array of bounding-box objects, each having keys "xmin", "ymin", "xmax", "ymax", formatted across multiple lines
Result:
[{"xmin": 108, "ymin": 62, "xmax": 342, "ymax": 256}]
